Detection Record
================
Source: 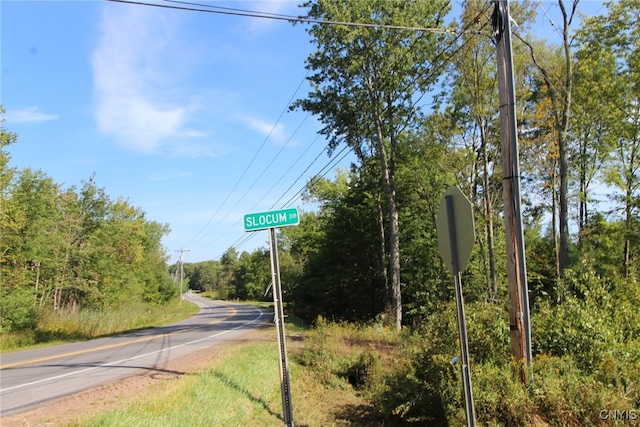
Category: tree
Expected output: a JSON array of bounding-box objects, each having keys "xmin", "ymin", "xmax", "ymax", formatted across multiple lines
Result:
[
  {"xmin": 517, "ymin": 0, "xmax": 579, "ymax": 278},
  {"xmin": 443, "ymin": 0, "xmax": 503, "ymax": 299},
  {"xmin": 232, "ymin": 250, "xmax": 271, "ymax": 300},
  {"xmin": 293, "ymin": 170, "xmax": 387, "ymax": 322},
  {"xmin": 293, "ymin": 0, "xmax": 451, "ymax": 329},
  {"xmin": 575, "ymin": 0, "xmax": 640, "ymax": 279},
  {"xmin": 0, "ymin": 107, "xmax": 17, "ymax": 200}
]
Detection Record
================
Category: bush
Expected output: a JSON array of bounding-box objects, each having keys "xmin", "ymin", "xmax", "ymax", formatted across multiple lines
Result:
[
  {"xmin": 344, "ymin": 350, "xmax": 384, "ymax": 390},
  {"xmin": 0, "ymin": 287, "xmax": 40, "ymax": 332},
  {"xmin": 295, "ymin": 298, "xmax": 639, "ymax": 425},
  {"xmin": 369, "ymin": 301, "xmax": 639, "ymax": 425}
]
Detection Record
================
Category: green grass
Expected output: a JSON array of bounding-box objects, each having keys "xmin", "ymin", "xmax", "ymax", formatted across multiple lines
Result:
[
  {"xmin": 0, "ymin": 300, "xmax": 199, "ymax": 352},
  {"xmin": 81, "ymin": 344, "xmax": 287, "ymax": 426},
  {"xmin": 72, "ymin": 317, "xmax": 377, "ymax": 427}
]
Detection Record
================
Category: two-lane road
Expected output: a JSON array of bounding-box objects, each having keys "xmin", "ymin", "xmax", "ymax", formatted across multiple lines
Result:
[{"xmin": 0, "ymin": 295, "xmax": 270, "ymax": 416}]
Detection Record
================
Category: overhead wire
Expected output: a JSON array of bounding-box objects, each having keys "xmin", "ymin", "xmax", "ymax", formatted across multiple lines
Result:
[
  {"xmin": 107, "ymin": 0, "xmax": 496, "ymax": 260},
  {"xmin": 198, "ymin": 138, "xmax": 351, "ymax": 255},
  {"xmin": 192, "ymin": 117, "xmax": 318, "ymax": 251},
  {"xmin": 192, "ymin": 0, "xmax": 490, "ymax": 258},
  {"xmin": 276, "ymin": 144, "xmax": 353, "ymax": 209},
  {"xmin": 182, "ymin": 71, "xmax": 311, "ymax": 249},
  {"xmin": 106, "ymin": 0, "xmax": 457, "ymax": 34},
  {"xmin": 217, "ymin": 143, "xmax": 355, "ymax": 259}
]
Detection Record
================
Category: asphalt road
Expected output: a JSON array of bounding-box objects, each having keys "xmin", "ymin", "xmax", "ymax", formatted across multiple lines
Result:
[{"xmin": 0, "ymin": 294, "xmax": 270, "ymax": 417}]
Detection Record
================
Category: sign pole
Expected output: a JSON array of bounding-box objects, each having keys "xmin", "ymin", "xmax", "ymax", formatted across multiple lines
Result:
[
  {"xmin": 244, "ymin": 207, "xmax": 298, "ymax": 426},
  {"xmin": 445, "ymin": 195, "xmax": 476, "ymax": 427},
  {"xmin": 268, "ymin": 227, "xmax": 294, "ymax": 427}
]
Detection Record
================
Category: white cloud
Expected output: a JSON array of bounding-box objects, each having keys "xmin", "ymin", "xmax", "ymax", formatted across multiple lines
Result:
[
  {"xmin": 5, "ymin": 106, "xmax": 58, "ymax": 123},
  {"xmin": 92, "ymin": 5, "xmax": 209, "ymax": 155},
  {"xmin": 245, "ymin": 1, "xmax": 299, "ymax": 33},
  {"xmin": 243, "ymin": 115, "xmax": 287, "ymax": 143},
  {"xmin": 149, "ymin": 170, "xmax": 192, "ymax": 182}
]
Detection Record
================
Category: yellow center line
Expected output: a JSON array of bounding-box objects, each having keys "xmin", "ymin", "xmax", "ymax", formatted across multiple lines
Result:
[{"xmin": 0, "ymin": 303, "xmax": 237, "ymax": 370}]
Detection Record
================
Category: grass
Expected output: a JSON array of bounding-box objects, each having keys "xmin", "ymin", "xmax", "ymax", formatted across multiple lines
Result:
[
  {"xmin": 0, "ymin": 300, "xmax": 199, "ymax": 352},
  {"xmin": 82, "ymin": 344, "xmax": 287, "ymax": 426},
  {"xmin": 71, "ymin": 317, "xmax": 387, "ymax": 427}
]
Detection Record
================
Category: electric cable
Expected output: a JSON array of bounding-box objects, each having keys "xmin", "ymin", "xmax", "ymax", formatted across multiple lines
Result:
[
  {"xmin": 182, "ymin": 72, "xmax": 310, "ymax": 249},
  {"xmin": 106, "ymin": 0, "xmax": 457, "ymax": 34}
]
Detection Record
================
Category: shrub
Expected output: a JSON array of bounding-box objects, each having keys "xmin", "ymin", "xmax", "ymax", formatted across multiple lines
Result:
[{"xmin": 0, "ymin": 287, "xmax": 40, "ymax": 332}]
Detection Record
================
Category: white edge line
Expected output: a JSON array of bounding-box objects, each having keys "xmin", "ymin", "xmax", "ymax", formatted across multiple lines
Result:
[{"xmin": 0, "ymin": 304, "xmax": 269, "ymax": 394}]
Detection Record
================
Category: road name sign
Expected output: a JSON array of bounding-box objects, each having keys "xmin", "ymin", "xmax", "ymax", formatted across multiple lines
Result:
[{"xmin": 244, "ymin": 208, "xmax": 299, "ymax": 232}]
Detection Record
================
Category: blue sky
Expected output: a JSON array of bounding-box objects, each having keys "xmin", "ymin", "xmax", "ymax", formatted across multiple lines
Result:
[
  {"xmin": 1, "ymin": 1, "xmax": 608, "ymax": 264},
  {"xmin": 2, "ymin": 0, "xmax": 348, "ymax": 264}
]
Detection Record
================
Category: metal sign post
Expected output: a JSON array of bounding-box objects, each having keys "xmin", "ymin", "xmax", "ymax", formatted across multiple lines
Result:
[
  {"xmin": 268, "ymin": 227, "xmax": 294, "ymax": 427},
  {"xmin": 436, "ymin": 187, "xmax": 476, "ymax": 427},
  {"xmin": 244, "ymin": 208, "xmax": 298, "ymax": 427}
]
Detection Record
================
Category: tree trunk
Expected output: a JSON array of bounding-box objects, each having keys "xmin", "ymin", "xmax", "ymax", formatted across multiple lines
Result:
[
  {"xmin": 558, "ymin": 0, "xmax": 574, "ymax": 276},
  {"xmin": 373, "ymin": 117, "xmax": 402, "ymax": 330},
  {"xmin": 519, "ymin": 0, "xmax": 576, "ymax": 277},
  {"xmin": 552, "ymin": 163, "xmax": 561, "ymax": 302},
  {"xmin": 375, "ymin": 194, "xmax": 392, "ymax": 319},
  {"xmin": 480, "ymin": 121, "xmax": 498, "ymax": 300},
  {"xmin": 578, "ymin": 134, "xmax": 588, "ymax": 235}
]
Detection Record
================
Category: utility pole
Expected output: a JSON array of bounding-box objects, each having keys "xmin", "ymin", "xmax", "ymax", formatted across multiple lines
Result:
[
  {"xmin": 175, "ymin": 249, "xmax": 190, "ymax": 302},
  {"xmin": 492, "ymin": 0, "xmax": 533, "ymax": 384}
]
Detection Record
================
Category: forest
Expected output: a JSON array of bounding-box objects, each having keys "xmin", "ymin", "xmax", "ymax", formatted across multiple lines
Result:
[
  {"xmin": 0, "ymin": 117, "xmax": 177, "ymax": 334},
  {"xmin": 2, "ymin": 0, "xmax": 639, "ymax": 423}
]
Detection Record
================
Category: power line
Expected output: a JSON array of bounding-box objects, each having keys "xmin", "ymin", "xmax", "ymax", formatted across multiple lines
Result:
[
  {"xmin": 277, "ymin": 144, "xmax": 353, "ymax": 209},
  {"xmin": 106, "ymin": 0, "xmax": 457, "ymax": 34},
  {"xmin": 191, "ymin": 116, "xmax": 315, "ymax": 251},
  {"xmin": 192, "ymin": 2, "xmax": 490, "ymax": 259},
  {"xmin": 122, "ymin": 0, "xmax": 493, "ymax": 259},
  {"xmin": 182, "ymin": 72, "xmax": 311, "ymax": 249},
  {"xmin": 213, "ymin": 143, "xmax": 355, "ymax": 259},
  {"xmin": 247, "ymin": 134, "xmax": 323, "ymax": 213},
  {"xmin": 198, "ymin": 142, "xmax": 351, "ymax": 255}
]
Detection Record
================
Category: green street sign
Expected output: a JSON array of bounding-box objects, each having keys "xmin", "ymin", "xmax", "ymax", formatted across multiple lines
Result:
[{"xmin": 244, "ymin": 208, "xmax": 299, "ymax": 232}]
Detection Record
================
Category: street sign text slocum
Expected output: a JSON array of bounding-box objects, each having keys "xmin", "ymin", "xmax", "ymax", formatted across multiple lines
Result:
[{"xmin": 244, "ymin": 208, "xmax": 299, "ymax": 232}]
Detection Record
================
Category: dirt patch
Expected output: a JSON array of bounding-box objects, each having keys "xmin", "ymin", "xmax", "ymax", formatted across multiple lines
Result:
[{"xmin": 1, "ymin": 326, "xmax": 277, "ymax": 427}]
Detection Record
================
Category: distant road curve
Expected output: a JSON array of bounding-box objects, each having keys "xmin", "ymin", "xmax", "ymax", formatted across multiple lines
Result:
[{"xmin": 0, "ymin": 294, "xmax": 270, "ymax": 417}]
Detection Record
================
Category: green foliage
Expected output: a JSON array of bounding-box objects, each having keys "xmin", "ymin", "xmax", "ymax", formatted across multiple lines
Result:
[
  {"xmin": 291, "ymin": 170, "xmax": 388, "ymax": 323},
  {"xmin": 0, "ymin": 287, "xmax": 41, "ymax": 332},
  {"xmin": 533, "ymin": 261, "xmax": 640, "ymax": 374},
  {"xmin": 296, "ymin": 301, "xmax": 639, "ymax": 426},
  {"xmin": 184, "ymin": 261, "xmax": 219, "ymax": 293},
  {"xmin": 230, "ymin": 249, "xmax": 271, "ymax": 301},
  {"xmin": 1, "ymin": 300, "xmax": 197, "ymax": 351},
  {"xmin": 0, "ymin": 127, "xmax": 176, "ymax": 343}
]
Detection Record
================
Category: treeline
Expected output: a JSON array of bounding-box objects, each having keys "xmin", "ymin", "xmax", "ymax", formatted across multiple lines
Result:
[{"xmin": 0, "ymin": 120, "xmax": 176, "ymax": 333}]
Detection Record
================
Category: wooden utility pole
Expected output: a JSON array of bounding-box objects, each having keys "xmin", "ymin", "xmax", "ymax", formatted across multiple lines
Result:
[
  {"xmin": 492, "ymin": 0, "xmax": 533, "ymax": 383},
  {"xmin": 175, "ymin": 249, "xmax": 190, "ymax": 302}
]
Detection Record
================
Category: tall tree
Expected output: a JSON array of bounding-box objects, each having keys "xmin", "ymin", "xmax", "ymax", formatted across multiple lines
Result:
[
  {"xmin": 517, "ymin": 0, "xmax": 579, "ymax": 278},
  {"xmin": 294, "ymin": 170, "xmax": 386, "ymax": 322},
  {"xmin": 575, "ymin": 0, "xmax": 640, "ymax": 279},
  {"xmin": 293, "ymin": 0, "xmax": 451, "ymax": 329},
  {"xmin": 0, "ymin": 107, "xmax": 17, "ymax": 199},
  {"xmin": 444, "ymin": 0, "xmax": 502, "ymax": 299}
]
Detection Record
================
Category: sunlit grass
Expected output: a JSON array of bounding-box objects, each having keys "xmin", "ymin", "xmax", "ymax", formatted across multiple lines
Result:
[
  {"xmin": 77, "ymin": 342, "xmax": 285, "ymax": 426},
  {"xmin": 73, "ymin": 316, "xmax": 397, "ymax": 427},
  {"xmin": 0, "ymin": 300, "xmax": 199, "ymax": 352}
]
